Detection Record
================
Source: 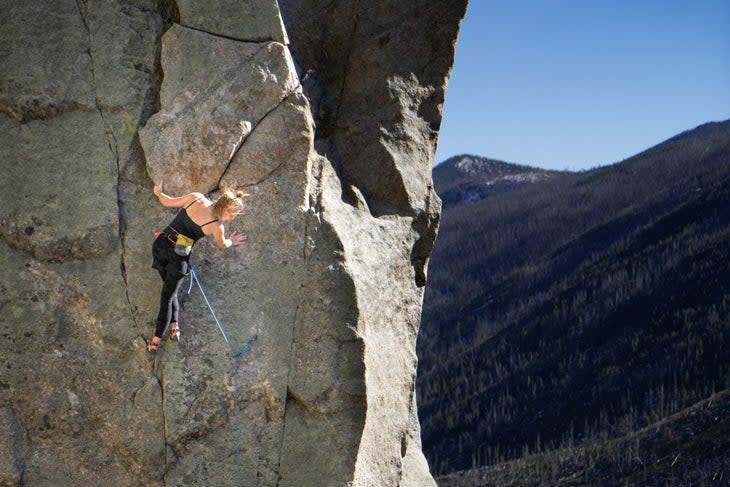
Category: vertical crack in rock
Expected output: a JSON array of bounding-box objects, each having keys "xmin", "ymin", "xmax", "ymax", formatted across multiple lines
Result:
[
  {"xmin": 410, "ymin": 187, "xmax": 441, "ymax": 288},
  {"xmin": 274, "ymin": 301, "xmax": 302, "ymax": 486},
  {"xmin": 273, "ymin": 152, "xmax": 328, "ymax": 473},
  {"xmin": 163, "ymin": 0, "xmax": 181, "ymax": 24},
  {"xmin": 303, "ymin": 159, "xmax": 325, "ymax": 261},
  {"xmin": 0, "ymin": 407, "xmax": 26, "ymax": 486},
  {"xmin": 332, "ymin": 0, "xmax": 362, "ymax": 126},
  {"xmin": 75, "ymin": 0, "xmax": 137, "ymax": 327},
  {"xmin": 158, "ymin": 371, "xmax": 171, "ymax": 485},
  {"xmin": 275, "ymin": 156, "xmax": 344, "ymax": 486}
]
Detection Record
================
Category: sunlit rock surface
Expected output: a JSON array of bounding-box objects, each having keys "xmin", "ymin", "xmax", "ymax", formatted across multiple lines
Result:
[{"xmin": 0, "ymin": 0, "xmax": 467, "ymax": 485}]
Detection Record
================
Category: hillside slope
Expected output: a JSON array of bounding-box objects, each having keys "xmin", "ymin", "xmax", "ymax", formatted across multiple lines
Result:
[
  {"xmin": 437, "ymin": 389, "xmax": 730, "ymax": 487},
  {"xmin": 417, "ymin": 120, "xmax": 730, "ymax": 480}
]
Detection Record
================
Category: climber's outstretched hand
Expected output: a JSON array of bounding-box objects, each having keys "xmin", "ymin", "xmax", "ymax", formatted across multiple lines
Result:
[{"xmin": 229, "ymin": 231, "xmax": 248, "ymax": 246}]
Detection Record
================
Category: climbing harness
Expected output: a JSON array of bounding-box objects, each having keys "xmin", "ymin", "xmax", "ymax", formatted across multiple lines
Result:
[
  {"xmin": 155, "ymin": 225, "xmax": 195, "ymax": 256},
  {"xmin": 185, "ymin": 264, "xmax": 257, "ymax": 487}
]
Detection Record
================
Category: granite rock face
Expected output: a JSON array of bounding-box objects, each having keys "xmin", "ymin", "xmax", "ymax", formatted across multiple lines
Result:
[
  {"xmin": 139, "ymin": 24, "xmax": 300, "ymax": 195},
  {"xmin": 0, "ymin": 1, "xmax": 467, "ymax": 486}
]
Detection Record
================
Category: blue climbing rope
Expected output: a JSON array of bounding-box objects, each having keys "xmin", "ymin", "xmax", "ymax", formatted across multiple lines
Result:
[
  {"xmin": 186, "ymin": 264, "xmax": 256, "ymax": 487},
  {"xmin": 188, "ymin": 266, "xmax": 258, "ymax": 358}
]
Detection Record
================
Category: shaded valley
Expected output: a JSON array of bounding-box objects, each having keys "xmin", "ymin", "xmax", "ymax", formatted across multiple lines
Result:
[{"xmin": 417, "ymin": 120, "xmax": 730, "ymax": 485}]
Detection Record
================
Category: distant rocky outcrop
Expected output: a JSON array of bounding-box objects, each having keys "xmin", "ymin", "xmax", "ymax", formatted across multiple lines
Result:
[
  {"xmin": 433, "ymin": 155, "xmax": 559, "ymax": 208},
  {"xmin": 0, "ymin": 1, "xmax": 467, "ymax": 486}
]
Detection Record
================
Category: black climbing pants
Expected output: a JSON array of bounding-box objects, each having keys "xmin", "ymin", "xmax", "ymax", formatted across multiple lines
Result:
[{"xmin": 151, "ymin": 235, "xmax": 190, "ymax": 338}]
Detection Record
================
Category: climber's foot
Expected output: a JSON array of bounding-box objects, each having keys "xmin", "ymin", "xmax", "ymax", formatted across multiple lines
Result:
[
  {"xmin": 170, "ymin": 322, "xmax": 180, "ymax": 341},
  {"xmin": 147, "ymin": 336, "xmax": 161, "ymax": 352}
]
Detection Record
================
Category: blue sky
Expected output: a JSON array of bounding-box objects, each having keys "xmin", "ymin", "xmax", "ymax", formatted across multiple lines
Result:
[{"xmin": 434, "ymin": 1, "xmax": 730, "ymax": 170}]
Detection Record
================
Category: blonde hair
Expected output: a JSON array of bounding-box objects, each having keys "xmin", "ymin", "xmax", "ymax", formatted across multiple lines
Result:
[{"xmin": 212, "ymin": 187, "xmax": 248, "ymax": 219}]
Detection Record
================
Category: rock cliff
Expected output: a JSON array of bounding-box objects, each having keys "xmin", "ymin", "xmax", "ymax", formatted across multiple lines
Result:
[{"xmin": 0, "ymin": 1, "xmax": 467, "ymax": 486}]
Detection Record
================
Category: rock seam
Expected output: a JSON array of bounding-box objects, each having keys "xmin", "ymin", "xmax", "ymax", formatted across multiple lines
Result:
[{"xmin": 75, "ymin": 0, "xmax": 138, "ymax": 327}]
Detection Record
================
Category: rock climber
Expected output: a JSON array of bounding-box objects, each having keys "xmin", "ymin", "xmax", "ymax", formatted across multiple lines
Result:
[{"xmin": 147, "ymin": 182, "xmax": 248, "ymax": 352}]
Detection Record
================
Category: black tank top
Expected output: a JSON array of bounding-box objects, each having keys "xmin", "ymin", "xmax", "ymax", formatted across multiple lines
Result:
[{"xmin": 166, "ymin": 200, "xmax": 218, "ymax": 243}]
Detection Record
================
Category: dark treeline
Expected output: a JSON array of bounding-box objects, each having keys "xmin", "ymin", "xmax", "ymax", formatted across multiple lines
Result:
[
  {"xmin": 436, "ymin": 390, "xmax": 730, "ymax": 487},
  {"xmin": 417, "ymin": 120, "xmax": 730, "ymax": 480}
]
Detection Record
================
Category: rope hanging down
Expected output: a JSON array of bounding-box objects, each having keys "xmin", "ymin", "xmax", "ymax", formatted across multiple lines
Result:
[
  {"xmin": 186, "ymin": 264, "xmax": 257, "ymax": 487},
  {"xmin": 189, "ymin": 265, "xmax": 257, "ymax": 359}
]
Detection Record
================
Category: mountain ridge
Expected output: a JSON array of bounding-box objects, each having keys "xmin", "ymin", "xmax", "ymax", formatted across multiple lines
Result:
[
  {"xmin": 418, "ymin": 118, "xmax": 730, "ymax": 482},
  {"xmin": 433, "ymin": 154, "xmax": 560, "ymax": 209}
]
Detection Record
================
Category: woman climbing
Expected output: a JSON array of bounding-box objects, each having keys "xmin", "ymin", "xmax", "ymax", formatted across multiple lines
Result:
[{"xmin": 148, "ymin": 182, "xmax": 248, "ymax": 352}]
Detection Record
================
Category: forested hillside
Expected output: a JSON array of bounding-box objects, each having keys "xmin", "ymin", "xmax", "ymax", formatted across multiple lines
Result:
[
  {"xmin": 437, "ymin": 389, "xmax": 730, "ymax": 487},
  {"xmin": 417, "ymin": 120, "xmax": 730, "ymax": 483}
]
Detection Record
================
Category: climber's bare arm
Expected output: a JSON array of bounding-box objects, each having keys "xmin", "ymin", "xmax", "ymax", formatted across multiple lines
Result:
[
  {"xmin": 210, "ymin": 223, "xmax": 247, "ymax": 249},
  {"xmin": 153, "ymin": 182, "xmax": 203, "ymax": 208}
]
